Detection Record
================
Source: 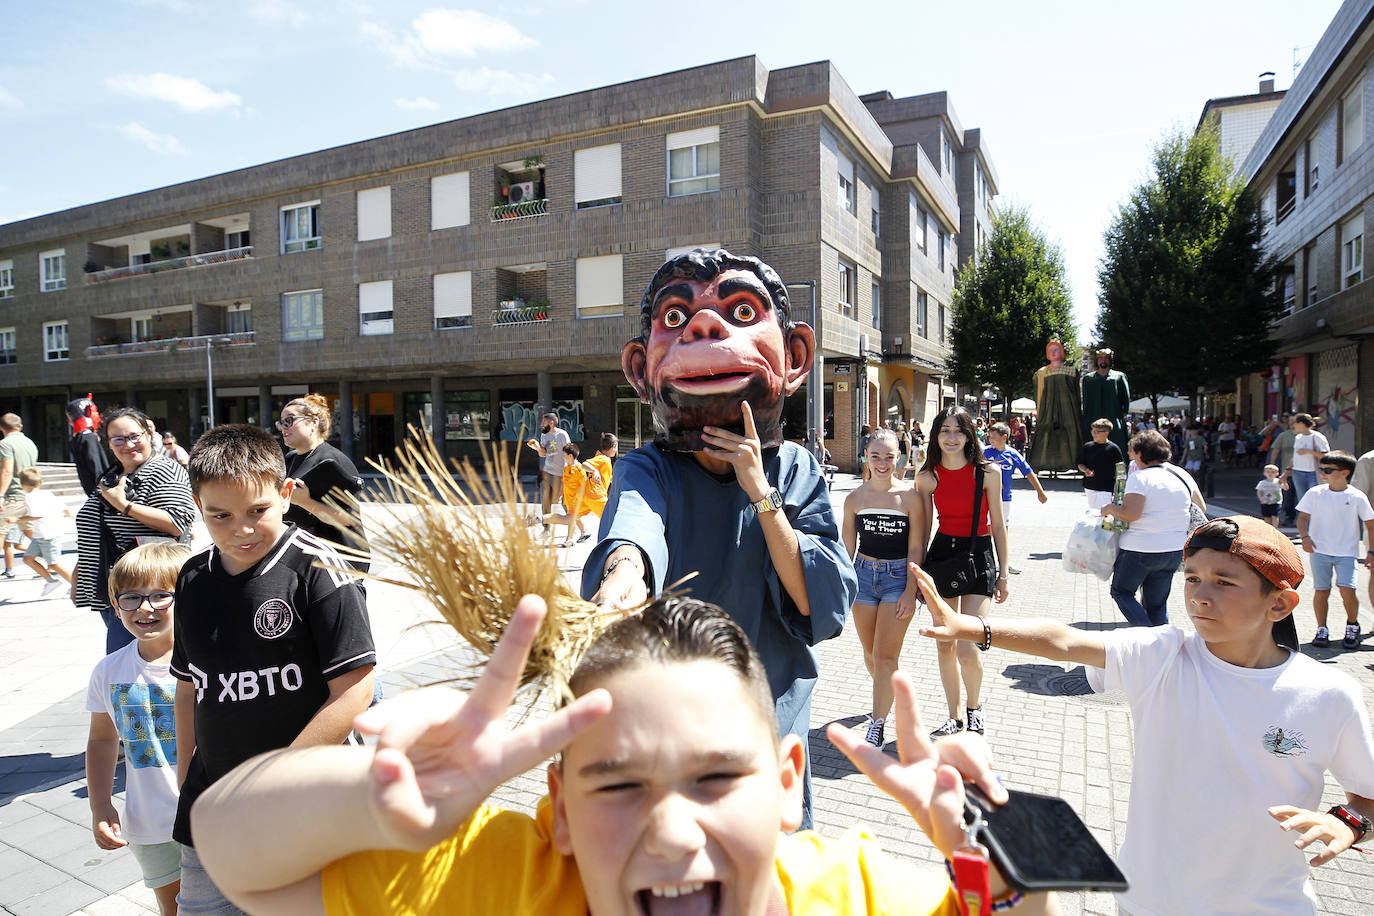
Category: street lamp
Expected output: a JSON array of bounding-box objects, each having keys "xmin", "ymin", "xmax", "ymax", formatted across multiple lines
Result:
[{"xmin": 205, "ymin": 336, "xmax": 232, "ymax": 430}]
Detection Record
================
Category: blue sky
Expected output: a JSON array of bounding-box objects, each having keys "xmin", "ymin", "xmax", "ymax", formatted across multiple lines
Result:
[{"xmin": 0, "ymin": 0, "xmax": 1345, "ymax": 338}]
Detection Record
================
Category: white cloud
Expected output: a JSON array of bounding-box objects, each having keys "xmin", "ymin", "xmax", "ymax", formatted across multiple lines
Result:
[
  {"xmin": 0, "ymin": 87, "xmax": 21, "ymax": 110},
  {"xmin": 118, "ymin": 122, "xmax": 187, "ymax": 155},
  {"xmin": 396, "ymin": 96, "xmax": 439, "ymax": 111},
  {"xmin": 363, "ymin": 8, "xmax": 536, "ymax": 68},
  {"xmin": 248, "ymin": 0, "xmax": 308, "ymax": 27},
  {"xmin": 453, "ymin": 66, "xmax": 554, "ymax": 96},
  {"xmin": 105, "ymin": 73, "xmax": 241, "ymax": 113}
]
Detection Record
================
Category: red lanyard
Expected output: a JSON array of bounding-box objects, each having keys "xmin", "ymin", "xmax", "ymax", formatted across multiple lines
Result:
[{"xmin": 951, "ymin": 812, "xmax": 992, "ymax": 916}]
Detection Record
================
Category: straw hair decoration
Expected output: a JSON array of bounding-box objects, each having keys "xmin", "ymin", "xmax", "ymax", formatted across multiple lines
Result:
[{"xmin": 325, "ymin": 425, "xmax": 634, "ymax": 703}]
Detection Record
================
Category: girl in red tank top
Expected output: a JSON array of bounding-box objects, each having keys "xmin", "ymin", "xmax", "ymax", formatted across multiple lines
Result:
[{"xmin": 915, "ymin": 407, "xmax": 1008, "ymax": 741}]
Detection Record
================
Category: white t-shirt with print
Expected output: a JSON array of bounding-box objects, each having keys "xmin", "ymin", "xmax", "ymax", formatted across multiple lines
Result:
[
  {"xmin": 1291, "ymin": 431, "xmax": 1330, "ymax": 472},
  {"xmin": 22, "ymin": 488, "xmax": 64, "ymax": 540},
  {"xmin": 1087, "ymin": 627, "xmax": 1374, "ymax": 916},
  {"xmin": 1119, "ymin": 464, "xmax": 1198, "ymax": 553},
  {"xmin": 85, "ymin": 641, "xmax": 180, "ymax": 844},
  {"xmin": 1296, "ymin": 485, "xmax": 1374, "ymax": 557},
  {"xmin": 1255, "ymin": 478, "xmax": 1283, "ymax": 506}
]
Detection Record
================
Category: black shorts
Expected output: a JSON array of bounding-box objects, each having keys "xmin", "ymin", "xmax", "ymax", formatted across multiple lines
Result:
[
  {"xmin": 923, "ymin": 533, "xmax": 998, "ymax": 598},
  {"xmin": 1260, "ymin": 503, "xmax": 1280, "ymax": 518}
]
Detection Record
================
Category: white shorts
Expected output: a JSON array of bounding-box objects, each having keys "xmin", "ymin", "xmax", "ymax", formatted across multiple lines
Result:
[
  {"xmin": 1002, "ymin": 500, "xmax": 1013, "ymax": 526},
  {"xmin": 1086, "ymin": 490, "xmax": 1114, "ymax": 511}
]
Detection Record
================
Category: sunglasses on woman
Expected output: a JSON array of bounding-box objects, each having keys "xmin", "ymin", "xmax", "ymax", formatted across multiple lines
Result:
[{"xmin": 276, "ymin": 415, "xmax": 314, "ymax": 431}]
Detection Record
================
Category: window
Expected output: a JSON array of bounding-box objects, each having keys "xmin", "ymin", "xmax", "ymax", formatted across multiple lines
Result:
[
  {"xmin": 1341, "ymin": 79, "xmax": 1364, "ymax": 164},
  {"xmin": 666, "ymin": 127, "xmax": 720, "ymax": 197},
  {"xmin": 357, "ymin": 187, "xmax": 391, "ymax": 241},
  {"xmin": 911, "ymin": 197, "xmax": 928, "ymax": 252},
  {"xmin": 576, "ymin": 255, "xmax": 623, "ymax": 317},
  {"xmin": 665, "ymin": 243, "xmax": 720, "ymax": 260},
  {"xmin": 942, "ymin": 130, "xmax": 956, "ymax": 182},
  {"xmin": 444, "ymin": 390, "xmax": 490, "ymax": 440},
  {"xmin": 434, "ymin": 271, "xmax": 473, "ymax": 329},
  {"xmin": 1342, "ymin": 211, "xmax": 1363, "ymax": 287},
  {"xmin": 870, "ymin": 278, "xmax": 881, "ymax": 330},
  {"xmin": 575, "ymin": 144, "xmax": 622, "ymax": 208},
  {"xmin": 937, "ymin": 301, "xmax": 946, "ymax": 345},
  {"xmin": 837, "ymin": 258, "xmax": 855, "ymax": 318},
  {"xmin": 837, "ymin": 153, "xmax": 855, "ymax": 215},
  {"xmin": 917, "ymin": 290, "xmax": 929, "ymax": 338},
  {"xmin": 1303, "ymin": 244, "xmax": 1317, "ymax": 306},
  {"xmin": 1281, "ymin": 268, "xmax": 1296, "ymax": 312},
  {"xmin": 281, "ymin": 203, "xmax": 320, "ymax": 253},
  {"xmin": 1305, "ymin": 134, "xmax": 1320, "ymax": 195},
  {"xmin": 282, "ymin": 289, "xmax": 324, "ymax": 341},
  {"xmin": 431, "ymin": 172, "xmax": 471, "ymax": 230},
  {"xmin": 937, "ymin": 229, "xmax": 947, "ymax": 271},
  {"xmin": 226, "ymin": 229, "xmax": 251, "ymax": 250},
  {"xmin": 359, "ymin": 280, "xmax": 394, "ymax": 335},
  {"xmin": 40, "ymin": 249, "xmax": 65, "ymax": 292},
  {"xmin": 870, "ymin": 182, "xmax": 881, "ymax": 236},
  {"xmin": 0, "ymin": 327, "xmax": 13, "ymax": 365},
  {"xmin": 227, "ymin": 302, "xmax": 252, "ymax": 334},
  {"xmin": 133, "ymin": 315, "xmax": 153, "ymax": 341},
  {"xmin": 0, "ymin": 260, "xmax": 12, "ymax": 298},
  {"xmin": 43, "ymin": 320, "xmax": 68, "ymax": 361}
]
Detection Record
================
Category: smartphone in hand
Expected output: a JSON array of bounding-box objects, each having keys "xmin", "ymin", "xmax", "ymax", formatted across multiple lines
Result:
[{"xmin": 964, "ymin": 783, "xmax": 1128, "ymax": 893}]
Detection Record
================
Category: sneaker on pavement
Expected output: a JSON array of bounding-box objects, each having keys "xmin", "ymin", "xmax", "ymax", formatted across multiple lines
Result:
[
  {"xmin": 0, "ymin": 569, "xmax": 13, "ymax": 579},
  {"xmin": 1343, "ymin": 623, "xmax": 1361, "ymax": 650},
  {"xmin": 40, "ymin": 577, "xmax": 66, "ymax": 597},
  {"xmin": 1312, "ymin": 626, "xmax": 1330, "ymax": 648},
  {"xmin": 576, "ymin": 532, "xmax": 592, "ymax": 544},
  {"xmin": 966, "ymin": 706, "xmax": 985, "ymax": 735},
  {"xmin": 864, "ymin": 717, "xmax": 885, "ymax": 748},
  {"xmin": 930, "ymin": 717, "xmax": 964, "ymax": 739}
]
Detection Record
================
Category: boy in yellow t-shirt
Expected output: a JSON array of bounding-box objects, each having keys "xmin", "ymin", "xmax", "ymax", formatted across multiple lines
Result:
[
  {"xmin": 536, "ymin": 441, "xmax": 616, "ymax": 546},
  {"xmin": 192, "ymin": 596, "xmax": 1055, "ymax": 915}
]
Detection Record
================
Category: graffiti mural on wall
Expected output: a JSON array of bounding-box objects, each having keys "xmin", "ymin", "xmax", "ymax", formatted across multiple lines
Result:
[
  {"xmin": 498, "ymin": 400, "xmax": 585, "ymax": 442},
  {"xmin": 1317, "ymin": 387, "xmax": 1357, "ymax": 453}
]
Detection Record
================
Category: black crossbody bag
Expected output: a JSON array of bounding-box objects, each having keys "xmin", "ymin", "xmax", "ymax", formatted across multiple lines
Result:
[{"xmin": 924, "ymin": 466, "xmax": 986, "ymax": 599}]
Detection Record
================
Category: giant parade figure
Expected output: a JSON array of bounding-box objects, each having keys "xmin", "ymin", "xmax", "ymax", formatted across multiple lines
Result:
[
  {"xmin": 1081, "ymin": 347, "xmax": 1131, "ymax": 453},
  {"xmin": 581, "ymin": 247, "xmax": 857, "ymax": 829},
  {"xmin": 1028, "ymin": 338, "xmax": 1084, "ymax": 472}
]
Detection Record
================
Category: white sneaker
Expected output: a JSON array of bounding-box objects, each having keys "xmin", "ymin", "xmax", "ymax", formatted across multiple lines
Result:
[
  {"xmin": 40, "ymin": 577, "xmax": 66, "ymax": 598},
  {"xmin": 864, "ymin": 717, "xmax": 885, "ymax": 748}
]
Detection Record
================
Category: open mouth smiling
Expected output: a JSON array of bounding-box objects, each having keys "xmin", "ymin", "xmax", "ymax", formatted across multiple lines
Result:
[{"xmin": 635, "ymin": 881, "xmax": 721, "ymax": 915}]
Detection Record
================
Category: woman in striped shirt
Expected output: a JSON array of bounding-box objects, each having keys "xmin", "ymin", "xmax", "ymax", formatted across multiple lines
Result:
[{"xmin": 74, "ymin": 408, "xmax": 198, "ymax": 654}]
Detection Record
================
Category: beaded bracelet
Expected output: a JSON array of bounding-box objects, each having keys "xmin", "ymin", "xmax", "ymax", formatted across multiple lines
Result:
[{"xmin": 944, "ymin": 859, "xmax": 1026, "ymax": 910}]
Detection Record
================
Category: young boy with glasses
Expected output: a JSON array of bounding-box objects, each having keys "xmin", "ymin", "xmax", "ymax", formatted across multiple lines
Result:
[
  {"xmin": 1296, "ymin": 450, "xmax": 1374, "ymax": 649},
  {"xmin": 85, "ymin": 542, "xmax": 191, "ymax": 916}
]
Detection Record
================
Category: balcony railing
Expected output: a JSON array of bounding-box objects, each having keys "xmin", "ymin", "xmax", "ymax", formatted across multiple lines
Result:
[
  {"xmin": 490, "ymin": 303, "xmax": 550, "ymax": 326},
  {"xmin": 85, "ymin": 246, "xmax": 254, "ymax": 284},
  {"xmin": 86, "ymin": 330, "xmax": 255, "ymax": 359},
  {"xmin": 490, "ymin": 199, "xmax": 548, "ymax": 221},
  {"xmin": 1275, "ymin": 196, "xmax": 1296, "ymax": 224}
]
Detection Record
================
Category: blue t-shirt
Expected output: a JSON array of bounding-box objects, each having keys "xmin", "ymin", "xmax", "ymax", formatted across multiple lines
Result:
[{"xmin": 983, "ymin": 445, "xmax": 1032, "ymax": 502}]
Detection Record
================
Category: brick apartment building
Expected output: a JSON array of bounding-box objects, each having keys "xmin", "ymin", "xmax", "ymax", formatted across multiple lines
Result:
[
  {"xmin": 0, "ymin": 56, "xmax": 997, "ymax": 473},
  {"xmin": 1235, "ymin": 0, "xmax": 1374, "ymax": 452}
]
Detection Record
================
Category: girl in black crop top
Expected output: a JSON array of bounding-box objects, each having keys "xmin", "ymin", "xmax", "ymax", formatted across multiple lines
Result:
[{"xmin": 841, "ymin": 428, "xmax": 926, "ymax": 748}]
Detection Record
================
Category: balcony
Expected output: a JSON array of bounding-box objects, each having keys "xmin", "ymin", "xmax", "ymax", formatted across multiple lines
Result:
[
  {"xmin": 490, "ymin": 199, "xmax": 548, "ymax": 221},
  {"xmin": 490, "ymin": 299, "xmax": 550, "ymax": 326},
  {"xmin": 86, "ymin": 245, "xmax": 254, "ymax": 284},
  {"xmin": 86, "ymin": 330, "xmax": 255, "ymax": 359}
]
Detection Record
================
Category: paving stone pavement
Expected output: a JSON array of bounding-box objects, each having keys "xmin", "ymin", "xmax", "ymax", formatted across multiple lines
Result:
[{"xmin": 3, "ymin": 469, "xmax": 1372, "ymax": 914}]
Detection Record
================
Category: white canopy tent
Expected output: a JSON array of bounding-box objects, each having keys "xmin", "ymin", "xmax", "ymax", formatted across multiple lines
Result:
[
  {"xmin": 989, "ymin": 397, "xmax": 1037, "ymax": 413},
  {"xmin": 1128, "ymin": 395, "xmax": 1189, "ymax": 411}
]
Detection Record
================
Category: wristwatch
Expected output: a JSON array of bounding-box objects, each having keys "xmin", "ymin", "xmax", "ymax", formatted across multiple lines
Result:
[
  {"xmin": 750, "ymin": 488, "xmax": 784, "ymax": 514},
  {"xmin": 1328, "ymin": 804, "xmax": 1371, "ymax": 844}
]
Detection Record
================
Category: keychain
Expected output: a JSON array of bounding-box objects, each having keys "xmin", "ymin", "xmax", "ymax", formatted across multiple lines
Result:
[{"xmin": 950, "ymin": 809, "xmax": 992, "ymax": 916}]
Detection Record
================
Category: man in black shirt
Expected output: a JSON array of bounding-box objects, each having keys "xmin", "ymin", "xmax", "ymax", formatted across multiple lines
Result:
[{"xmin": 1077, "ymin": 418, "xmax": 1124, "ymax": 511}]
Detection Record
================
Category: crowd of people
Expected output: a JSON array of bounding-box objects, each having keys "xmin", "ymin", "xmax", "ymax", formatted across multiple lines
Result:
[{"xmin": 7, "ymin": 247, "xmax": 1374, "ymax": 916}]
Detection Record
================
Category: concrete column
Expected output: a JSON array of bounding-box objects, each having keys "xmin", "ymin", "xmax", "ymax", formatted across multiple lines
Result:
[
  {"xmin": 258, "ymin": 385, "xmax": 272, "ymax": 429},
  {"xmin": 125, "ymin": 388, "xmax": 138, "ymax": 410},
  {"xmin": 536, "ymin": 371, "xmax": 553, "ymax": 415},
  {"xmin": 430, "ymin": 375, "xmax": 445, "ymax": 454},
  {"xmin": 19, "ymin": 396, "xmax": 35, "ymax": 436},
  {"xmin": 188, "ymin": 390, "xmax": 201, "ymax": 440},
  {"xmin": 339, "ymin": 380, "xmax": 354, "ymax": 461}
]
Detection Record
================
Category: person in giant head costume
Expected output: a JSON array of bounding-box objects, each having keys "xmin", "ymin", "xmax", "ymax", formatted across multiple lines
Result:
[
  {"xmin": 583, "ymin": 247, "xmax": 858, "ymax": 830},
  {"xmin": 66, "ymin": 394, "xmax": 109, "ymax": 496}
]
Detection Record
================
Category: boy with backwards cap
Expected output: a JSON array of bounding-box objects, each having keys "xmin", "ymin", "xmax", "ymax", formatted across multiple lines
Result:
[{"xmin": 917, "ymin": 516, "xmax": 1374, "ymax": 915}]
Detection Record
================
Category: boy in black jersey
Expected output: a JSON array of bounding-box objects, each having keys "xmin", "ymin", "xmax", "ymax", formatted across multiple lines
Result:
[{"xmin": 172, "ymin": 425, "xmax": 376, "ymax": 914}]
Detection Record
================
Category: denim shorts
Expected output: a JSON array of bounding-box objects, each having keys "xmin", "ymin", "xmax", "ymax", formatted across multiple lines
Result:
[
  {"xmin": 23, "ymin": 536, "xmax": 59, "ymax": 565},
  {"xmin": 130, "ymin": 840, "xmax": 181, "ymax": 889},
  {"xmin": 853, "ymin": 555, "xmax": 909, "ymax": 605},
  {"xmin": 178, "ymin": 844, "xmax": 249, "ymax": 915},
  {"xmin": 1310, "ymin": 552, "xmax": 1357, "ymax": 590}
]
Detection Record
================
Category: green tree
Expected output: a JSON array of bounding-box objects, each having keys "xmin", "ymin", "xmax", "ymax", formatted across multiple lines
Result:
[
  {"xmin": 948, "ymin": 206, "xmax": 1077, "ymax": 418},
  {"xmin": 1096, "ymin": 124, "xmax": 1282, "ymax": 409}
]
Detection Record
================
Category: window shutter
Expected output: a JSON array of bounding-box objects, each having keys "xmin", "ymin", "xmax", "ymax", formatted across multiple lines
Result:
[{"xmin": 575, "ymin": 144, "xmax": 622, "ymax": 204}]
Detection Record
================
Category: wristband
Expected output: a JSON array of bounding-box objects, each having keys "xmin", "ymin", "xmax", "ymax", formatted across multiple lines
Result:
[
  {"xmin": 599, "ymin": 555, "xmax": 639, "ymax": 586},
  {"xmin": 1328, "ymin": 804, "xmax": 1371, "ymax": 844},
  {"xmin": 977, "ymin": 618, "xmax": 992, "ymax": 652},
  {"xmin": 121, "ymin": 502, "xmax": 133, "ymax": 517}
]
